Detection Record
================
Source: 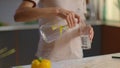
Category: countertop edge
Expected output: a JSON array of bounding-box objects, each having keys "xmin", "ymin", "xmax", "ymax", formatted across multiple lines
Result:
[
  {"xmin": 1, "ymin": 21, "xmax": 120, "ymax": 31},
  {"xmin": 0, "ymin": 24, "xmax": 39, "ymax": 31}
]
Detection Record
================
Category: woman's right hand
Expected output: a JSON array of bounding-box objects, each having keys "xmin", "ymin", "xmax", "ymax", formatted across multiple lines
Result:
[{"xmin": 56, "ymin": 8, "xmax": 80, "ymax": 28}]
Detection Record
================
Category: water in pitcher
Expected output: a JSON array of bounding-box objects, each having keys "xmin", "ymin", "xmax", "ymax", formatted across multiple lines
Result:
[{"xmin": 40, "ymin": 19, "xmax": 68, "ymax": 43}]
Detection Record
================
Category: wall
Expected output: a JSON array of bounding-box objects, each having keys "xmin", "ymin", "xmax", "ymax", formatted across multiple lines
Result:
[{"xmin": 0, "ymin": 0, "xmax": 23, "ymax": 25}]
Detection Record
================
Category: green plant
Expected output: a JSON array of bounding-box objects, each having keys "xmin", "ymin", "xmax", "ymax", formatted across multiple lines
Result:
[
  {"xmin": 0, "ymin": 22, "xmax": 4, "ymax": 26},
  {"xmin": 116, "ymin": 0, "xmax": 120, "ymax": 10}
]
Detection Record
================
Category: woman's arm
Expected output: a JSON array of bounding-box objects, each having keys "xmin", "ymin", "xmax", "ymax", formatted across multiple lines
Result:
[
  {"xmin": 14, "ymin": 1, "xmax": 59, "ymax": 22},
  {"xmin": 14, "ymin": 1, "xmax": 80, "ymax": 28}
]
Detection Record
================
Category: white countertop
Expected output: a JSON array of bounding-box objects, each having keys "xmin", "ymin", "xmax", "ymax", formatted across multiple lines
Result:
[
  {"xmin": 0, "ymin": 21, "xmax": 120, "ymax": 31},
  {"xmin": 12, "ymin": 53, "xmax": 120, "ymax": 68},
  {"xmin": 0, "ymin": 21, "xmax": 102, "ymax": 31},
  {"xmin": 0, "ymin": 24, "xmax": 39, "ymax": 31}
]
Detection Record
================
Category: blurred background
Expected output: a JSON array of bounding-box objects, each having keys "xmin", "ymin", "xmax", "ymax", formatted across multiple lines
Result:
[{"xmin": 0, "ymin": 0, "xmax": 120, "ymax": 68}]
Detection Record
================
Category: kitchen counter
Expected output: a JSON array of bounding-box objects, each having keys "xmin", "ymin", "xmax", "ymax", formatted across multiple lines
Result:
[
  {"xmin": 0, "ymin": 21, "xmax": 120, "ymax": 31},
  {"xmin": 12, "ymin": 53, "xmax": 120, "ymax": 68},
  {"xmin": 0, "ymin": 24, "xmax": 39, "ymax": 31},
  {"xmin": 0, "ymin": 20, "xmax": 102, "ymax": 31}
]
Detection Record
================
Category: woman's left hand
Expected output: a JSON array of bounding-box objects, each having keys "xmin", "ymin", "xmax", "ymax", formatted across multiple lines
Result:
[{"xmin": 89, "ymin": 26, "xmax": 94, "ymax": 42}]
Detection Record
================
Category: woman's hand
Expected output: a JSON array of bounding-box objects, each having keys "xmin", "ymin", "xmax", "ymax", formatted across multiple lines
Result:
[
  {"xmin": 89, "ymin": 25, "xmax": 94, "ymax": 42},
  {"xmin": 80, "ymin": 24, "xmax": 94, "ymax": 42},
  {"xmin": 56, "ymin": 8, "xmax": 80, "ymax": 28}
]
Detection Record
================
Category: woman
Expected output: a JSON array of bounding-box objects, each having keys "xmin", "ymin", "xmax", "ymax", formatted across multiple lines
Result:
[{"xmin": 14, "ymin": 0, "xmax": 94, "ymax": 61}]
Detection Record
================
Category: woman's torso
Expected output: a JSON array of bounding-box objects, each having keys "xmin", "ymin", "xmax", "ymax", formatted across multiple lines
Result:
[{"xmin": 36, "ymin": 0, "xmax": 85, "ymax": 61}]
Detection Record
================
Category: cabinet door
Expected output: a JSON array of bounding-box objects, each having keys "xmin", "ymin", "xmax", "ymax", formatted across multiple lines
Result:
[
  {"xmin": 17, "ymin": 29, "xmax": 39, "ymax": 65},
  {"xmin": 0, "ymin": 29, "xmax": 40, "ymax": 67},
  {"xmin": 101, "ymin": 25, "xmax": 120, "ymax": 54},
  {"xmin": 0, "ymin": 31, "xmax": 16, "ymax": 68}
]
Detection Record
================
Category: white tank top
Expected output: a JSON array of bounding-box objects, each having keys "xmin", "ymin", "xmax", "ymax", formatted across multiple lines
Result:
[{"xmin": 31, "ymin": 0, "xmax": 86, "ymax": 61}]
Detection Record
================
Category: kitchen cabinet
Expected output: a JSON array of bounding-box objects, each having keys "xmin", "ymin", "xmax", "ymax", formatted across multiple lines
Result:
[
  {"xmin": 0, "ymin": 25, "xmax": 102, "ymax": 68},
  {"xmin": 0, "ymin": 29, "xmax": 39, "ymax": 68},
  {"xmin": 101, "ymin": 25, "xmax": 120, "ymax": 54},
  {"xmin": 0, "ymin": 31, "xmax": 16, "ymax": 68}
]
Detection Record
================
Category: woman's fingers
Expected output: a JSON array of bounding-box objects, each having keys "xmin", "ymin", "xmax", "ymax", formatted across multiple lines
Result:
[
  {"xmin": 67, "ymin": 12, "xmax": 80, "ymax": 28},
  {"xmin": 89, "ymin": 26, "xmax": 94, "ymax": 42},
  {"xmin": 75, "ymin": 14, "xmax": 80, "ymax": 24},
  {"xmin": 57, "ymin": 8, "xmax": 80, "ymax": 28},
  {"xmin": 71, "ymin": 12, "xmax": 76, "ymax": 27},
  {"xmin": 66, "ymin": 15, "xmax": 71, "ymax": 28},
  {"xmin": 67, "ymin": 12, "xmax": 75, "ymax": 28}
]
